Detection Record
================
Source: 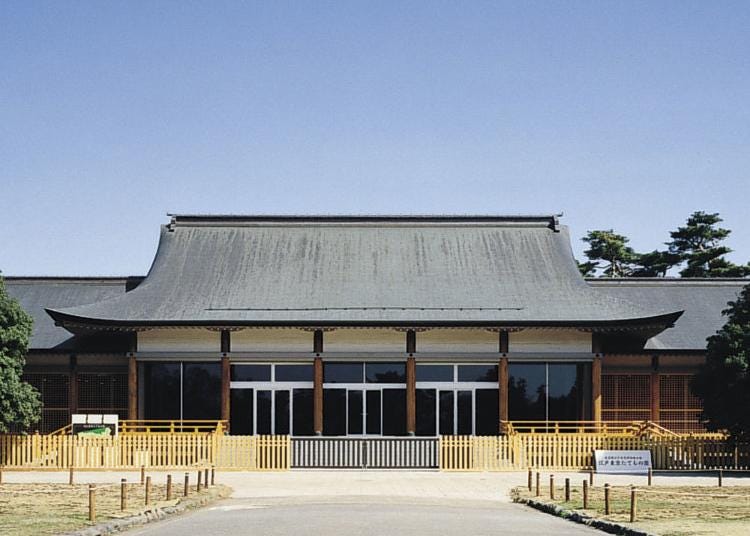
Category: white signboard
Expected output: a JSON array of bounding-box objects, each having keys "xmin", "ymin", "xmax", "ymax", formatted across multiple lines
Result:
[
  {"xmin": 71, "ymin": 414, "xmax": 119, "ymax": 436},
  {"xmin": 594, "ymin": 450, "xmax": 651, "ymax": 474}
]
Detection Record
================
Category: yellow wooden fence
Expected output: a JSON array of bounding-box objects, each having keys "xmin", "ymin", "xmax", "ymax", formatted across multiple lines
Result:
[
  {"xmin": 0, "ymin": 434, "xmax": 290, "ymax": 471},
  {"xmin": 440, "ymin": 435, "xmax": 750, "ymax": 471}
]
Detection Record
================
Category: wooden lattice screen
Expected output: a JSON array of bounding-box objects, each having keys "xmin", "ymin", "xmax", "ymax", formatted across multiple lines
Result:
[
  {"xmin": 659, "ymin": 374, "xmax": 703, "ymax": 432},
  {"xmin": 602, "ymin": 374, "xmax": 651, "ymax": 422},
  {"xmin": 22, "ymin": 373, "xmax": 70, "ymax": 433},
  {"xmin": 77, "ymin": 373, "xmax": 129, "ymax": 420}
]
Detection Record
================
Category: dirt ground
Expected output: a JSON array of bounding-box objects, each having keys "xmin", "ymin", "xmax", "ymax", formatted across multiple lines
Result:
[
  {"xmin": 515, "ymin": 484, "xmax": 750, "ymax": 536},
  {"xmin": 0, "ymin": 481, "xmax": 227, "ymax": 536}
]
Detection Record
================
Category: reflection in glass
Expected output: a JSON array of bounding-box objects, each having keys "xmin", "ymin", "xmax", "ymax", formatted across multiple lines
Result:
[
  {"xmin": 182, "ymin": 363, "xmax": 221, "ymax": 420},
  {"xmin": 275, "ymin": 390, "xmax": 290, "ymax": 435},
  {"xmin": 457, "ymin": 365, "xmax": 498, "ymax": 382},
  {"xmin": 324, "ymin": 363, "xmax": 363, "ymax": 383},
  {"xmin": 439, "ymin": 391, "xmax": 454, "ymax": 435},
  {"xmin": 416, "ymin": 389, "xmax": 437, "ymax": 436},
  {"xmin": 457, "ymin": 390, "xmax": 473, "ymax": 435},
  {"xmin": 382, "ymin": 389, "xmax": 406, "ymax": 436},
  {"xmin": 475, "ymin": 389, "xmax": 499, "ymax": 435},
  {"xmin": 323, "ymin": 389, "xmax": 346, "ymax": 435},
  {"xmin": 257, "ymin": 390, "xmax": 272, "ymax": 435},
  {"xmin": 366, "ymin": 390, "xmax": 382, "ymax": 435},
  {"xmin": 231, "ymin": 365, "xmax": 271, "ymax": 382},
  {"xmin": 144, "ymin": 363, "xmax": 180, "ymax": 420},
  {"xmin": 548, "ymin": 364, "xmax": 590, "ymax": 421},
  {"xmin": 230, "ymin": 389, "xmax": 253, "ymax": 435},
  {"xmin": 508, "ymin": 364, "xmax": 546, "ymax": 421},
  {"xmin": 416, "ymin": 365, "xmax": 454, "ymax": 382},
  {"xmin": 348, "ymin": 390, "xmax": 363, "ymax": 435},
  {"xmin": 276, "ymin": 365, "xmax": 313, "ymax": 382},
  {"xmin": 366, "ymin": 363, "xmax": 406, "ymax": 383},
  {"xmin": 292, "ymin": 388, "xmax": 314, "ymax": 436}
]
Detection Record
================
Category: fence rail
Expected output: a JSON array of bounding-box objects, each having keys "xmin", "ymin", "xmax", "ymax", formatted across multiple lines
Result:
[{"xmin": 292, "ymin": 437, "xmax": 438, "ymax": 469}]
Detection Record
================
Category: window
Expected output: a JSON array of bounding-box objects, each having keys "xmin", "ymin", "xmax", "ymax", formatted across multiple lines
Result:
[
  {"xmin": 509, "ymin": 363, "xmax": 590, "ymax": 422},
  {"xmin": 143, "ymin": 362, "xmax": 221, "ymax": 420}
]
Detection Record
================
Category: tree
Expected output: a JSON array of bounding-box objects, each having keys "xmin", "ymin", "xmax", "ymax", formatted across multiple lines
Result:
[
  {"xmin": 577, "ymin": 259, "xmax": 597, "ymax": 277},
  {"xmin": 582, "ymin": 230, "xmax": 638, "ymax": 277},
  {"xmin": 667, "ymin": 211, "xmax": 750, "ymax": 278},
  {"xmin": 630, "ymin": 250, "xmax": 681, "ymax": 277},
  {"xmin": 692, "ymin": 284, "xmax": 750, "ymax": 440},
  {"xmin": 0, "ymin": 274, "xmax": 42, "ymax": 433}
]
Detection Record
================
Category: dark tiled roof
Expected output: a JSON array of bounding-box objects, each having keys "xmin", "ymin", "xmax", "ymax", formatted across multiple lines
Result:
[
  {"xmin": 588, "ymin": 278, "xmax": 748, "ymax": 350},
  {"xmin": 47, "ymin": 215, "xmax": 680, "ymax": 329},
  {"xmin": 5, "ymin": 278, "xmax": 131, "ymax": 350}
]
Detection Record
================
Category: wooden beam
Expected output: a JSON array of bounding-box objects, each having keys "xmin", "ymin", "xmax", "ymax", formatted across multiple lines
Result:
[
  {"xmin": 499, "ymin": 357, "xmax": 509, "ymax": 429},
  {"xmin": 220, "ymin": 330, "xmax": 231, "ymax": 353},
  {"xmin": 499, "ymin": 331, "xmax": 509, "ymax": 354},
  {"xmin": 313, "ymin": 356, "xmax": 323, "ymax": 435},
  {"xmin": 127, "ymin": 354, "xmax": 137, "ymax": 420},
  {"xmin": 406, "ymin": 330, "xmax": 416, "ymax": 354},
  {"xmin": 221, "ymin": 355, "xmax": 230, "ymax": 428},
  {"xmin": 650, "ymin": 355, "xmax": 660, "ymax": 423},
  {"xmin": 69, "ymin": 355, "xmax": 78, "ymax": 415},
  {"xmin": 592, "ymin": 356, "xmax": 602, "ymax": 422},
  {"xmin": 406, "ymin": 356, "xmax": 416, "ymax": 435},
  {"xmin": 313, "ymin": 330, "xmax": 323, "ymax": 354}
]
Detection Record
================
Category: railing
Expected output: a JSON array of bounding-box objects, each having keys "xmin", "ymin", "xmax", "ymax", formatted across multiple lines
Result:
[
  {"xmin": 291, "ymin": 437, "xmax": 438, "ymax": 469},
  {"xmin": 500, "ymin": 420, "xmax": 724, "ymax": 438},
  {"xmin": 440, "ymin": 435, "xmax": 750, "ymax": 471},
  {"xmin": 119, "ymin": 420, "xmax": 227, "ymax": 434}
]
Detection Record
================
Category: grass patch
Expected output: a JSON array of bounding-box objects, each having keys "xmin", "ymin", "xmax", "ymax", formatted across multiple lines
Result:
[
  {"xmin": 514, "ymin": 484, "xmax": 750, "ymax": 536},
  {"xmin": 0, "ymin": 481, "xmax": 228, "ymax": 536}
]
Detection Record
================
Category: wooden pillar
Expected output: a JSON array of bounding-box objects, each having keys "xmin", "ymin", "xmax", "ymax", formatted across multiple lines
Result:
[
  {"xmin": 313, "ymin": 356, "xmax": 323, "ymax": 435},
  {"xmin": 499, "ymin": 357, "xmax": 509, "ymax": 428},
  {"xmin": 650, "ymin": 355, "xmax": 660, "ymax": 423},
  {"xmin": 128, "ymin": 354, "xmax": 138, "ymax": 420},
  {"xmin": 69, "ymin": 355, "xmax": 78, "ymax": 416},
  {"xmin": 406, "ymin": 356, "xmax": 416, "ymax": 435},
  {"xmin": 220, "ymin": 331, "xmax": 231, "ymax": 430},
  {"xmin": 592, "ymin": 356, "xmax": 602, "ymax": 423}
]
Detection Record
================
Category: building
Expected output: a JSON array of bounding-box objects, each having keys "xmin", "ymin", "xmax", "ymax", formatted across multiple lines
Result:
[{"xmin": 6, "ymin": 215, "xmax": 746, "ymax": 435}]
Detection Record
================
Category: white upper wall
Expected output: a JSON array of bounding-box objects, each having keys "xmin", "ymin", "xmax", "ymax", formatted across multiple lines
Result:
[
  {"xmin": 231, "ymin": 329, "xmax": 312, "ymax": 352},
  {"xmin": 325, "ymin": 329, "xmax": 404, "ymax": 353},
  {"xmin": 509, "ymin": 330, "xmax": 591, "ymax": 353},
  {"xmin": 417, "ymin": 329, "xmax": 498, "ymax": 353},
  {"xmin": 137, "ymin": 328, "xmax": 220, "ymax": 352}
]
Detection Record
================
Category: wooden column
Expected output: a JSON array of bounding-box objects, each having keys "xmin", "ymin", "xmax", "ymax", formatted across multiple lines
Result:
[
  {"xmin": 406, "ymin": 356, "xmax": 416, "ymax": 435},
  {"xmin": 650, "ymin": 355, "xmax": 660, "ymax": 423},
  {"xmin": 499, "ymin": 357, "xmax": 509, "ymax": 429},
  {"xmin": 128, "ymin": 354, "xmax": 138, "ymax": 420},
  {"xmin": 592, "ymin": 356, "xmax": 602, "ymax": 423},
  {"xmin": 69, "ymin": 355, "xmax": 78, "ymax": 416},
  {"xmin": 313, "ymin": 357, "xmax": 323, "ymax": 435},
  {"xmin": 220, "ymin": 331, "xmax": 231, "ymax": 430}
]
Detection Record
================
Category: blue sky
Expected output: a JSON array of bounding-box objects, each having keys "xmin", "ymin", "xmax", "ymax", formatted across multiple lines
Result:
[{"xmin": 1, "ymin": 1, "xmax": 749, "ymax": 276}]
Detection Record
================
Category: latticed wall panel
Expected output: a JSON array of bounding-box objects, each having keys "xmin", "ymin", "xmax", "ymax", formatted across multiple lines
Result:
[
  {"xmin": 22, "ymin": 373, "xmax": 70, "ymax": 433},
  {"xmin": 659, "ymin": 374, "xmax": 703, "ymax": 432},
  {"xmin": 602, "ymin": 374, "xmax": 650, "ymax": 422},
  {"xmin": 77, "ymin": 373, "xmax": 128, "ymax": 420}
]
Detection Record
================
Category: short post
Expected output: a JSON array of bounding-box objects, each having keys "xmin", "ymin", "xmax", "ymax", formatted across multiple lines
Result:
[
  {"xmin": 166, "ymin": 474, "xmax": 173, "ymax": 501},
  {"xmin": 0, "ymin": 465, "xmax": 3, "ymax": 484},
  {"xmin": 718, "ymin": 469, "xmax": 723, "ymax": 487},
  {"xmin": 69, "ymin": 466, "xmax": 75, "ymax": 486},
  {"xmin": 582, "ymin": 479, "xmax": 589, "ymax": 509},
  {"xmin": 549, "ymin": 474, "xmax": 555, "ymax": 500},
  {"xmin": 140, "ymin": 465, "xmax": 145, "ymax": 485},
  {"xmin": 630, "ymin": 486, "xmax": 637, "ymax": 523},
  {"xmin": 589, "ymin": 469, "xmax": 594, "ymax": 486},
  {"xmin": 211, "ymin": 466, "xmax": 216, "ymax": 486},
  {"xmin": 535, "ymin": 472, "xmax": 540, "ymax": 497},
  {"xmin": 145, "ymin": 476, "xmax": 151, "ymax": 505},
  {"xmin": 204, "ymin": 468, "xmax": 209, "ymax": 488},
  {"xmin": 565, "ymin": 478, "xmax": 570, "ymax": 502},
  {"xmin": 184, "ymin": 472, "xmax": 189, "ymax": 497},
  {"xmin": 88, "ymin": 484, "xmax": 96, "ymax": 522},
  {"xmin": 648, "ymin": 467, "xmax": 652, "ymax": 486},
  {"xmin": 120, "ymin": 478, "xmax": 127, "ymax": 511},
  {"xmin": 527, "ymin": 468, "xmax": 532, "ymax": 491},
  {"xmin": 604, "ymin": 483, "xmax": 611, "ymax": 515},
  {"xmin": 197, "ymin": 469, "xmax": 202, "ymax": 491}
]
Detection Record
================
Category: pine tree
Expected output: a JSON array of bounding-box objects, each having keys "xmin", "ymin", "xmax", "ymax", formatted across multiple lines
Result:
[
  {"xmin": 0, "ymin": 274, "xmax": 42, "ymax": 433},
  {"xmin": 630, "ymin": 250, "xmax": 682, "ymax": 277},
  {"xmin": 693, "ymin": 284, "xmax": 750, "ymax": 440},
  {"xmin": 667, "ymin": 211, "xmax": 750, "ymax": 278},
  {"xmin": 582, "ymin": 230, "xmax": 638, "ymax": 277}
]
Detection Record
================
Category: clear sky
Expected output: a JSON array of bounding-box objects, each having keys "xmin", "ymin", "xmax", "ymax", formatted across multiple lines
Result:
[{"xmin": 1, "ymin": 1, "xmax": 749, "ymax": 276}]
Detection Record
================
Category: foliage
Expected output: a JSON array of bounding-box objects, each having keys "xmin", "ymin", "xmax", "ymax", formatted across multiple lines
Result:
[
  {"xmin": 692, "ymin": 284, "xmax": 750, "ymax": 440},
  {"xmin": 667, "ymin": 211, "xmax": 750, "ymax": 278},
  {"xmin": 0, "ymin": 274, "xmax": 42, "ymax": 433},
  {"xmin": 577, "ymin": 260, "xmax": 597, "ymax": 277},
  {"xmin": 630, "ymin": 249, "xmax": 682, "ymax": 277},
  {"xmin": 581, "ymin": 230, "xmax": 639, "ymax": 277}
]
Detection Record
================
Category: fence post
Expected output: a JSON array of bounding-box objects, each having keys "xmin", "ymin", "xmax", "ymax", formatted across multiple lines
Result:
[
  {"xmin": 121, "ymin": 478, "xmax": 127, "ymax": 511},
  {"xmin": 0, "ymin": 465, "xmax": 3, "ymax": 484},
  {"xmin": 630, "ymin": 486, "xmax": 637, "ymax": 523},
  {"xmin": 718, "ymin": 469, "xmax": 723, "ymax": 487},
  {"xmin": 69, "ymin": 466, "xmax": 74, "ymax": 486},
  {"xmin": 167, "ymin": 474, "xmax": 173, "ymax": 501},
  {"xmin": 211, "ymin": 466, "xmax": 215, "ymax": 486},
  {"xmin": 589, "ymin": 469, "xmax": 594, "ymax": 486},
  {"xmin": 140, "ymin": 465, "xmax": 145, "ymax": 485},
  {"xmin": 648, "ymin": 467, "xmax": 652, "ymax": 486},
  {"xmin": 527, "ymin": 468, "xmax": 532, "ymax": 491},
  {"xmin": 535, "ymin": 471, "xmax": 540, "ymax": 497},
  {"xmin": 549, "ymin": 474, "xmax": 555, "ymax": 500},
  {"xmin": 184, "ymin": 472, "xmax": 189, "ymax": 497},
  {"xmin": 604, "ymin": 483, "xmax": 611, "ymax": 515},
  {"xmin": 565, "ymin": 478, "xmax": 570, "ymax": 502},
  {"xmin": 88, "ymin": 484, "xmax": 96, "ymax": 522},
  {"xmin": 197, "ymin": 469, "xmax": 202, "ymax": 491},
  {"xmin": 582, "ymin": 479, "xmax": 588, "ymax": 509},
  {"xmin": 145, "ymin": 476, "xmax": 151, "ymax": 505}
]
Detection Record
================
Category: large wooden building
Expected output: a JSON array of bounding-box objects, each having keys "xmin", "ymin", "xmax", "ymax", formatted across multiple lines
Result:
[{"xmin": 6, "ymin": 215, "xmax": 745, "ymax": 435}]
